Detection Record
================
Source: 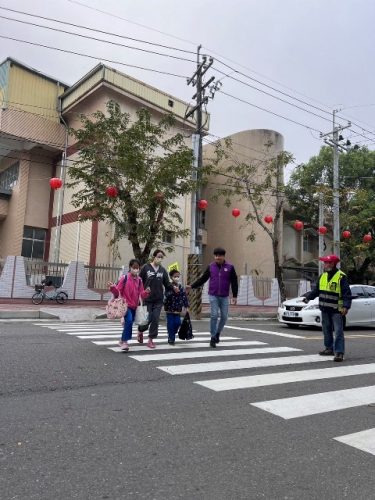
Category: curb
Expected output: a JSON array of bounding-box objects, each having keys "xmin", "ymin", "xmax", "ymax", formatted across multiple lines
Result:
[{"xmin": 0, "ymin": 311, "xmax": 277, "ymax": 321}]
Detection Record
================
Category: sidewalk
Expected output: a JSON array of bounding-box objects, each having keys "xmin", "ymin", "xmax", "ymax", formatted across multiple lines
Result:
[{"xmin": 0, "ymin": 299, "xmax": 278, "ymax": 321}]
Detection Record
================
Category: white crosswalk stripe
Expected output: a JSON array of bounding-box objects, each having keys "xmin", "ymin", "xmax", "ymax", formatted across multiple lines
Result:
[
  {"xmin": 34, "ymin": 321, "xmax": 375, "ymax": 455},
  {"xmin": 334, "ymin": 428, "xmax": 375, "ymax": 455},
  {"xmin": 251, "ymin": 385, "xmax": 375, "ymax": 419},
  {"xmin": 157, "ymin": 354, "xmax": 332, "ymax": 375},
  {"xmin": 130, "ymin": 346, "xmax": 301, "ymax": 362},
  {"xmin": 195, "ymin": 363, "xmax": 375, "ymax": 391},
  {"xmin": 75, "ymin": 334, "xmax": 238, "ymax": 340},
  {"xmin": 108, "ymin": 340, "xmax": 267, "ymax": 352}
]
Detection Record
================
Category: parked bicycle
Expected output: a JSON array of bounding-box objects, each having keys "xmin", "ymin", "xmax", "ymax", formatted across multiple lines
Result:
[{"xmin": 31, "ymin": 279, "xmax": 68, "ymax": 305}]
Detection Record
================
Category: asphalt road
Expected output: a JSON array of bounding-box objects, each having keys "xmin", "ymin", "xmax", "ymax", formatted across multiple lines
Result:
[{"xmin": 1, "ymin": 319, "xmax": 375, "ymax": 500}]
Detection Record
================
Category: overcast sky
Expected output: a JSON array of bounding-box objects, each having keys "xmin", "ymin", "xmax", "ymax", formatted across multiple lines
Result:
[{"xmin": 1, "ymin": 0, "xmax": 375, "ymax": 176}]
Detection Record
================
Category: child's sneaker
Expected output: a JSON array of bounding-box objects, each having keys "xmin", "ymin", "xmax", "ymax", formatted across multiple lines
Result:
[
  {"xmin": 120, "ymin": 341, "xmax": 129, "ymax": 351},
  {"xmin": 147, "ymin": 338, "xmax": 156, "ymax": 349}
]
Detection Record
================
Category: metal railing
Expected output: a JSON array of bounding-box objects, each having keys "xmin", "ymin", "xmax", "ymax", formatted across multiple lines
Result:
[
  {"xmin": 24, "ymin": 259, "xmax": 69, "ymax": 287},
  {"xmin": 84, "ymin": 264, "xmax": 122, "ymax": 291}
]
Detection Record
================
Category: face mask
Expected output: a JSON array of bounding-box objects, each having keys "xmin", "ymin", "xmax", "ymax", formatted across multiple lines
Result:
[
  {"xmin": 172, "ymin": 277, "xmax": 180, "ymax": 283},
  {"xmin": 130, "ymin": 269, "xmax": 140, "ymax": 275}
]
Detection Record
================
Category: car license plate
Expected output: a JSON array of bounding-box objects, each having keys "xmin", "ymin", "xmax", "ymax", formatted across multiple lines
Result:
[{"xmin": 284, "ymin": 311, "xmax": 299, "ymax": 317}]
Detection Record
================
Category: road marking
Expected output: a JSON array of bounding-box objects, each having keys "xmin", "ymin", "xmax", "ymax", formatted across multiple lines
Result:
[
  {"xmin": 158, "ymin": 354, "xmax": 331, "ymax": 375},
  {"xmin": 130, "ymin": 346, "xmax": 300, "ymax": 362},
  {"xmin": 76, "ymin": 334, "xmax": 237, "ymax": 340},
  {"xmin": 334, "ymin": 428, "xmax": 375, "ymax": 456},
  {"xmin": 92, "ymin": 336, "xmax": 241, "ymax": 345},
  {"xmin": 195, "ymin": 363, "xmax": 375, "ymax": 391},
  {"xmin": 225, "ymin": 325, "xmax": 306, "ymax": 339},
  {"xmin": 305, "ymin": 334, "xmax": 375, "ymax": 340},
  {"xmin": 108, "ymin": 340, "xmax": 267, "ymax": 352},
  {"xmin": 252, "ymin": 385, "xmax": 375, "ymax": 419}
]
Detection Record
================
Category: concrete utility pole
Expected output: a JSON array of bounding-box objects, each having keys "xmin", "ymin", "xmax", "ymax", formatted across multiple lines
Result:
[
  {"xmin": 320, "ymin": 110, "xmax": 351, "ymax": 259},
  {"xmin": 185, "ymin": 46, "xmax": 214, "ymax": 318},
  {"xmin": 318, "ymin": 191, "xmax": 324, "ymax": 274}
]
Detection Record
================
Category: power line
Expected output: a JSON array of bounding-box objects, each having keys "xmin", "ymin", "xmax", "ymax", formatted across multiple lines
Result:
[
  {"xmin": 0, "ymin": 5, "xmax": 195, "ymax": 54},
  {"xmin": 65, "ymin": 0, "xmax": 197, "ymax": 48},
  {"xmin": 56, "ymin": 0, "xmax": 375, "ymax": 143},
  {"xmin": 213, "ymin": 66, "xmax": 333, "ymax": 124},
  {"xmin": 217, "ymin": 90, "xmax": 322, "ymax": 134},
  {"xmin": 0, "ymin": 13, "xmax": 195, "ymax": 63},
  {"xmin": 0, "ymin": 34, "xmax": 188, "ymax": 79}
]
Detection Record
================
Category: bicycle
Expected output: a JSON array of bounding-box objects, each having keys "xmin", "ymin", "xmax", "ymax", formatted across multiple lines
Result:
[{"xmin": 31, "ymin": 279, "xmax": 69, "ymax": 305}]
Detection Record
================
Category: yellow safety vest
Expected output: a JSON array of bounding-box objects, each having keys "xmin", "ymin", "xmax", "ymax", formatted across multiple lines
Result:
[{"xmin": 319, "ymin": 270, "xmax": 345, "ymax": 311}]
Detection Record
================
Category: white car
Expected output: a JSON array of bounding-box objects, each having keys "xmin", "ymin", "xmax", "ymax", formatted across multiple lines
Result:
[{"xmin": 278, "ymin": 284, "xmax": 375, "ymax": 328}]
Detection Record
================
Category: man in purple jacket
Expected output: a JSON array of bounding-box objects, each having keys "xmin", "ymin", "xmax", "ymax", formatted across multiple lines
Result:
[{"xmin": 187, "ymin": 247, "xmax": 238, "ymax": 348}]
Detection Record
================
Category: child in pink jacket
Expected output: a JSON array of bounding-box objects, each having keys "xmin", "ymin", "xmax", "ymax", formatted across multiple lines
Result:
[{"xmin": 108, "ymin": 259, "xmax": 150, "ymax": 351}]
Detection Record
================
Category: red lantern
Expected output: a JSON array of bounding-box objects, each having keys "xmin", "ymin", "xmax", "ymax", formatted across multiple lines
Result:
[
  {"xmin": 232, "ymin": 208, "xmax": 240, "ymax": 218},
  {"xmin": 318, "ymin": 226, "xmax": 327, "ymax": 235},
  {"xmin": 105, "ymin": 186, "xmax": 118, "ymax": 198},
  {"xmin": 198, "ymin": 199, "xmax": 208, "ymax": 210},
  {"xmin": 363, "ymin": 233, "xmax": 372, "ymax": 243},
  {"xmin": 49, "ymin": 177, "xmax": 62, "ymax": 190},
  {"xmin": 264, "ymin": 215, "xmax": 273, "ymax": 224},
  {"xmin": 293, "ymin": 220, "xmax": 304, "ymax": 231},
  {"xmin": 342, "ymin": 230, "xmax": 351, "ymax": 239}
]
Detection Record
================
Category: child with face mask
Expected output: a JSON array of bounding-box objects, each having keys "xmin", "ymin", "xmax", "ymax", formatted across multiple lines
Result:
[
  {"xmin": 108, "ymin": 259, "xmax": 150, "ymax": 351},
  {"xmin": 164, "ymin": 269, "xmax": 189, "ymax": 345}
]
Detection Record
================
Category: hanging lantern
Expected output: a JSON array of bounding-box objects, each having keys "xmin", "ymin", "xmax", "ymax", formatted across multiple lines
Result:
[
  {"xmin": 342, "ymin": 230, "xmax": 351, "ymax": 239},
  {"xmin": 264, "ymin": 215, "xmax": 273, "ymax": 224},
  {"xmin": 198, "ymin": 199, "xmax": 208, "ymax": 210},
  {"xmin": 232, "ymin": 208, "xmax": 240, "ymax": 218},
  {"xmin": 318, "ymin": 226, "xmax": 327, "ymax": 235},
  {"xmin": 105, "ymin": 186, "xmax": 119, "ymax": 198},
  {"xmin": 49, "ymin": 177, "xmax": 62, "ymax": 190},
  {"xmin": 293, "ymin": 220, "xmax": 304, "ymax": 231},
  {"xmin": 363, "ymin": 233, "xmax": 372, "ymax": 243}
]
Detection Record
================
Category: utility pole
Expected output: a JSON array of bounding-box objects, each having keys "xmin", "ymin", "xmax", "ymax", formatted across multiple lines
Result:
[
  {"xmin": 318, "ymin": 191, "xmax": 324, "ymax": 274},
  {"xmin": 320, "ymin": 110, "xmax": 351, "ymax": 259},
  {"xmin": 185, "ymin": 46, "xmax": 215, "ymax": 318}
]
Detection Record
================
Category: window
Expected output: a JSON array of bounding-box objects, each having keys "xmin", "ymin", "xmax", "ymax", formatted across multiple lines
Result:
[
  {"xmin": 168, "ymin": 99, "xmax": 174, "ymax": 108},
  {"xmin": 364, "ymin": 286, "xmax": 375, "ymax": 297},
  {"xmin": 351, "ymin": 286, "xmax": 365, "ymax": 297},
  {"xmin": 163, "ymin": 231, "xmax": 174, "ymax": 244},
  {"xmin": 0, "ymin": 162, "xmax": 19, "ymax": 190},
  {"xmin": 21, "ymin": 226, "xmax": 46, "ymax": 259},
  {"xmin": 303, "ymin": 234, "xmax": 314, "ymax": 253}
]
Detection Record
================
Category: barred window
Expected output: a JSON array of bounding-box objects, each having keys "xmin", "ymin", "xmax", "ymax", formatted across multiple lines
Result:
[
  {"xmin": 0, "ymin": 162, "xmax": 19, "ymax": 190},
  {"xmin": 21, "ymin": 226, "xmax": 46, "ymax": 259},
  {"xmin": 163, "ymin": 231, "xmax": 174, "ymax": 244}
]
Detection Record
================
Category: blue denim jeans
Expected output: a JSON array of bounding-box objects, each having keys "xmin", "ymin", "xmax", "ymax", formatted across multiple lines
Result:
[
  {"xmin": 321, "ymin": 310, "xmax": 345, "ymax": 354},
  {"xmin": 209, "ymin": 295, "xmax": 229, "ymax": 339},
  {"xmin": 166, "ymin": 313, "xmax": 182, "ymax": 342},
  {"xmin": 121, "ymin": 307, "xmax": 136, "ymax": 341}
]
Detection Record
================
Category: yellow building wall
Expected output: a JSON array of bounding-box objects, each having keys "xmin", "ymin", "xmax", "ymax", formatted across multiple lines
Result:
[{"xmin": 8, "ymin": 64, "xmax": 64, "ymax": 122}]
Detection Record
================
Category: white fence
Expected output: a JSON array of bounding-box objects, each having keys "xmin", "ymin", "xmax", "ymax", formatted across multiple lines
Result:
[{"xmin": 0, "ymin": 256, "xmax": 311, "ymax": 305}]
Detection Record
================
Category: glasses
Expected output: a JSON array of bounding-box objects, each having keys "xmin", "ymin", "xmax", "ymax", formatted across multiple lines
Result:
[{"xmin": 156, "ymin": 255, "xmax": 164, "ymax": 259}]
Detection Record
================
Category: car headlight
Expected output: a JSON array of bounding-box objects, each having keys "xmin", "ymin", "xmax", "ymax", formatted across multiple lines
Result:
[{"xmin": 304, "ymin": 304, "xmax": 319, "ymax": 310}]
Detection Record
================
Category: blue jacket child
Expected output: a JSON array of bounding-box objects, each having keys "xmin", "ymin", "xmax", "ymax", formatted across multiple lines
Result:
[{"xmin": 164, "ymin": 269, "xmax": 189, "ymax": 345}]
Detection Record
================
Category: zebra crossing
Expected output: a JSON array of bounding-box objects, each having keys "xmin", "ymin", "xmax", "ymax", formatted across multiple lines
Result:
[{"xmin": 34, "ymin": 320, "xmax": 375, "ymax": 457}]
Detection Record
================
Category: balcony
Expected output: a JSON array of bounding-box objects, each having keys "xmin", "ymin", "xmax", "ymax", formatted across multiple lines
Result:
[{"xmin": 0, "ymin": 107, "xmax": 65, "ymax": 150}]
